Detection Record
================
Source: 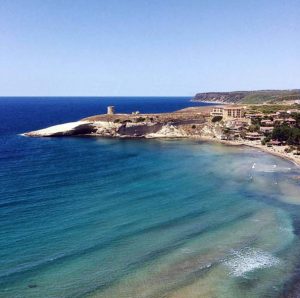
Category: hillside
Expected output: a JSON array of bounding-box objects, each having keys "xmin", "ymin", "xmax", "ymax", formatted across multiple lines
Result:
[{"xmin": 193, "ymin": 89, "xmax": 300, "ymax": 104}]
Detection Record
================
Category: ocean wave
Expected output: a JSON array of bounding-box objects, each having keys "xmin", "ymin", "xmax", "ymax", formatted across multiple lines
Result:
[
  {"xmin": 251, "ymin": 163, "xmax": 292, "ymax": 173},
  {"xmin": 224, "ymin": 247, "xmax": 280, "ymax": 277}
]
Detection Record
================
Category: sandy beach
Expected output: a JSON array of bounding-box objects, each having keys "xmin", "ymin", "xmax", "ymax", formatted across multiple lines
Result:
[{"xmin": 197, "ymin": 136, "xmax": 300, "ymax": 167}]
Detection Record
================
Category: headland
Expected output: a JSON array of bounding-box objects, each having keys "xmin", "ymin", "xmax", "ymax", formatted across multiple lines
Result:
[{"xmin": 23, "ymin": 103, "xmax": 300, "ymax": 166}]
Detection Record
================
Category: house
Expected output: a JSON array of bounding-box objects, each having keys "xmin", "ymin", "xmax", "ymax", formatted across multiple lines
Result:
[
  {"xmin": 260, "ymin": 126, "xmax": 274, "ymax": 134},
  {"xmin": 285, "ymin": 118, "xmax": 296, "ymax": 125},
  {"xmin": 268, "ymin": 140, "xmax": 283, "ymax": 146},
  {"xmin": 268, "ymin": 113, "xmax": 278, "ymax": 118},
  {"xmin": 287, "ymin": 109, "xmax": 300, "ymax": 114},
  {"xmin": 245, "ymin": 113, "xmax": 264, "ymax": 119},
  {"xmin": 261, "ymin": 119, "xmax": 274, "ymax": 126},
  {"xmin": 245, "ymin": 132, "xmax": 262, "ymax": 140},
  {"xmin": 276, "ymin": 110, "xmax": 288, "ymax": 117},
  {"xmin": 274, "ymin": 118, "xmax": 285, "ymax": 124}
]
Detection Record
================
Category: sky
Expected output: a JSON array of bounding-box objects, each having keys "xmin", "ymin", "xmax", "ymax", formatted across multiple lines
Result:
[{"xmin": 0, "ymin": 0, "xmax": 299, "ymax": 96}]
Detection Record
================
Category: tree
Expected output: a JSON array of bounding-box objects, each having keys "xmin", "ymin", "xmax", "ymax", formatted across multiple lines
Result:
[
  {"xmin": 249, "ymin": 124, "xmax": 260, "ymax": 132},
  {"xmin": 272, "ymin": 124, "xmax": 300, "ymax": 145},
  {"xmin": 291, "ymin": 112, "xmax": 300, "ymax": 128}
]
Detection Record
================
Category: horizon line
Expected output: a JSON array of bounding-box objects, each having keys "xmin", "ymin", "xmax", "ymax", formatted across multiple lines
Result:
[{"xmin": 0, "ymin": 88, "xmax": 299, "ymax": 98}]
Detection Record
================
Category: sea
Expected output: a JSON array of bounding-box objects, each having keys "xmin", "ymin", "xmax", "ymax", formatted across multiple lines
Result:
[{"xmin": 0, "ymin": 97, "xmax": 300, "ymax": 298}]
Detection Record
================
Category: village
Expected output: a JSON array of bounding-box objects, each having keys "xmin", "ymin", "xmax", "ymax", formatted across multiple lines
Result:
[{"xmin": 206, "ymin": 103, "xmax": 300, "ymax": 161}]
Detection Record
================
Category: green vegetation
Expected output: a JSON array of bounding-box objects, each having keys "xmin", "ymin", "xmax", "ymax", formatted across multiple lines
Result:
[
  {"xmin": 242, "ymin": 94, "xmax": 275, "ymax": 104},
  {"xmin": 261, "ymin": 135, "xmax": 271, "ymax": 145},
  {"xmin": 136, "ymin": 117, "xmax": 146, "ymax": 122},
  {"xmin": 121, "ymin": 119, "xmax": 132, "ymax": 124},
  {"xmin": 248, "ymin": 104, "xmax": 300, "ymax": 114},
  {"xmin": 194, "ymin": 90, "xmax": 300, "ymax": 104},
  {"xmin": 272, "ymin": 124, "xmax": 300, "ymax": 145},
  {"xmin": 291, "ymin": 112, "xmax": 300, "ymax": 126},
  {"xmin": 211, "ymin": 116, "xmax": 223, "ymax": 122},
  {"xmin": 285, "ymin": 147, "xmax": 293, "ymax": 153},
  {"xmin": 251, "ymin": 118, "xmax": 261, "ymax": 126},
  {"xmin": 248, "ymin": 124, "xmax": 260, "ymax": 132}
]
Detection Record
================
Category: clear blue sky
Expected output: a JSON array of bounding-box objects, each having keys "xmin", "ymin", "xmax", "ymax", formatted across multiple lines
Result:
[{"xmin": 0, "ymin": 0, "xmax": 299, "ymax": 96}]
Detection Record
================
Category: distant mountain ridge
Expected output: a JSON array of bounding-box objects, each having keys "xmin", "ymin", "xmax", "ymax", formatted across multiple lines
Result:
[{"xmin": 193, "ymin": 89, "xmax": 300, "ymax": 104}]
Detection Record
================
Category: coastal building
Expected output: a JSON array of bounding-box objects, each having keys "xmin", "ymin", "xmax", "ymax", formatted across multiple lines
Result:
[
  {"xmin": 210, "ymin": 105, "xmax": 246, "ymax": 120},
  {"xmin": 268, "ymin": 113, "xmax": 278, "ymax": 118},
  {"xmin": 107, "ymin": 106, "xmax": 115, "ymax": 115},
  {"xmin": 268, "ymin": 140, "xmax": 283, "ymax": 146},
  {"xmin": 223, "ymin": 106, "xmax": 245, "ymax": 120},
  {"xmin": 210, "ymin": 107, "xmax": 223, "ymax": 117},
  {"xmin": 276, "ymin": 110, "xmax": 288, "ymax": 117},
  {"xmin": 285, "ymin": 118, "xmax": 296, "ymax": 126},
  {"xmin": 245, "ymin": 132, "xmax": 262, "ymax": 140},
  {"xmin": 274, "ymin": 118, "xmax": 296, "ymax": 125},
  {"xmin": 287, "ymin": 109, "xmax": 300, "ymax": 114},
  {"xmin": 245, "ymin": 113, "xmax": 264, "ymax": 119},
  {"xmin": 260, "ymin": 126, "xmax": 274, "ymax": 134},
  {"xmin": 261, "ymin": 120, "xmax": 274, "ymax": 126},
  {"xmin": 274, "ymin": 118, "xmax": 284, "ymax": 125}
]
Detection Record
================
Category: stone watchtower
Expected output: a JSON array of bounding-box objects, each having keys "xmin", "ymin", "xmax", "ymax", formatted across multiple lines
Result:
[{"xmin": 107, "ymin": 106, "xmax": 115, "ymax": 115}]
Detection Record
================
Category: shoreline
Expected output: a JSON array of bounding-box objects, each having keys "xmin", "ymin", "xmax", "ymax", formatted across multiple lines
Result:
[
  {"xmin": 242, "ymin": 142, "xmax": 300, "ymax": 167},
  {"xmin": 22, "ymin": 127, "xmax": 300, "ymax": 168},
  {"xmin": 22, "ymin": 108, "xmax": 299, "ymax": 168},
  {"xmin": 196, "ymin": 136, "xmax": 300, "ymax": 167}
]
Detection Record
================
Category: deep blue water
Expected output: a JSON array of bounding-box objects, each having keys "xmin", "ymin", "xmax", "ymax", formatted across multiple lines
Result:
[
  {"xmin": 0, "ymin": 96, "xmax": 204, "ymax": 136},
  {"xmin": 1, "ymin": 97, "xmax": 300, "ymax": 298}
]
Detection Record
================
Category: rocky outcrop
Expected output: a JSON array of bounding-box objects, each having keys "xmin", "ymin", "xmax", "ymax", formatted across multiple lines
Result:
[
  {"xmin": 200, "ymin": 123, "xmax": 223, "ymax": 139},
  {"xmin": 23, "ymin": 121, "xmax": 95, "ymax": 137},
  {"xmin": 24, "ymin": 121, "xmax": 188, "ymax": 138},
  {"xmin": 23, "ymin": 108, "xmax": 213, "ymax": 139},
  {"xmin": 146, "ymin": 124, "xmax": 187, "ymax": 138}
]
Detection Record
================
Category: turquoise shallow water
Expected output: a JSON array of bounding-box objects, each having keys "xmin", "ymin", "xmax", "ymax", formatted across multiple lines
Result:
[{"xmin": 1, "ymin": 98, "xmax": 300, "ymax": 297}]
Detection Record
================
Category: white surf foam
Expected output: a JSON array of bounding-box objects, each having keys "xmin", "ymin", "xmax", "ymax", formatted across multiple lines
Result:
[
  {"xmin": 180, "ymin": 248, "xmax": 193, "ymax": 254},
  {"xmin": 224, "ymin": 247, "xmax": 280, "ymax": 277},
  {"xmin": 252, "ymin": 163, "xmax": 292, "ymax": 173}
]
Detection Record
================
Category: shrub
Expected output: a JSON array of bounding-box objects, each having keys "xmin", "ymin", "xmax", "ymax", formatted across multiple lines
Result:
[
  {"xmin": 285, "ymin": 147, "xmax": 293, "ymax": 153},
  {"xmin": 121, "ymin": 119, "xmax": 132, "ymax": 124},
  {"xmin": 240, "ymin": 131, "xmax": 246, "ymax": 139},
  {"xmin": 136, "ymin": 117, "xmax": 146, "ymax": 122},
  {"xmin": 248, "ymin": 124, "xmax": 260, "ymax": 132}
]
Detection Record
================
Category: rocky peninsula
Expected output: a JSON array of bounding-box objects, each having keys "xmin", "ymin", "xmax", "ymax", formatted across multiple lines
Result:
[
  {"xmin": 23, "ymin": 104, "xmax": 300, "ymax": 166},
  {"xmin": 23, "ymin": 106, "xmax": 219, "ymax": 139}
]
